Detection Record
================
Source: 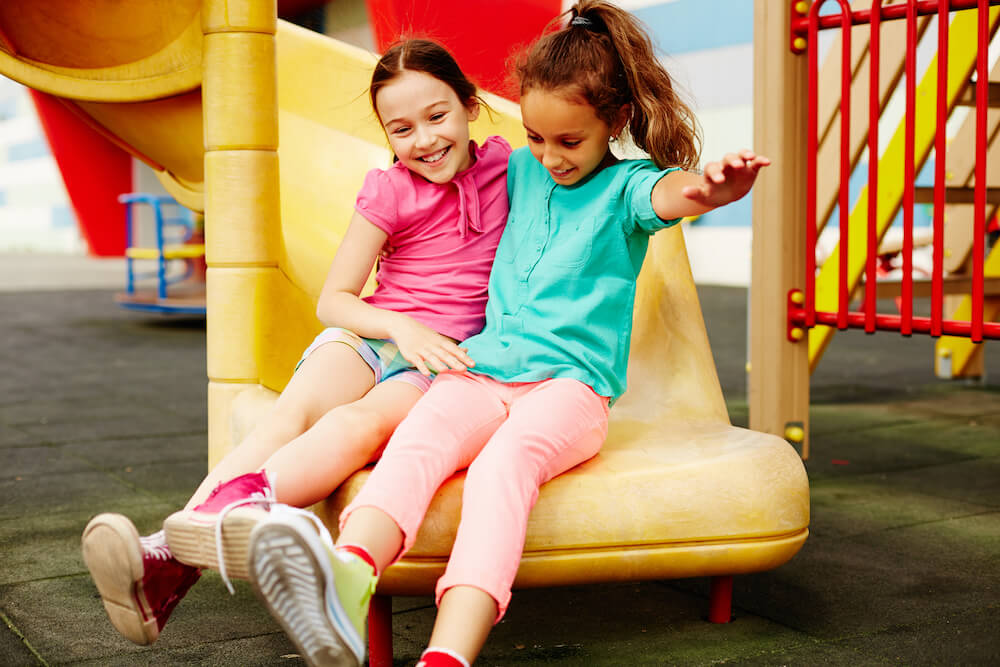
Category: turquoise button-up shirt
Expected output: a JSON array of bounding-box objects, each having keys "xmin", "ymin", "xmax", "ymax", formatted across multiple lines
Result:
[{"xmin": 462, "ymin": 146, "xmax": 680, "ymax": 402}]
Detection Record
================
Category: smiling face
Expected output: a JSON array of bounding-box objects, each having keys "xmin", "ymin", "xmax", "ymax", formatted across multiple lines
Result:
[
  {"xmin": 375, "ymin": 69, "xmax": 480, "ymax": 184},
  {"xmin": 520, "ymin": 87, "xmax": 626, "ymax": 186}
]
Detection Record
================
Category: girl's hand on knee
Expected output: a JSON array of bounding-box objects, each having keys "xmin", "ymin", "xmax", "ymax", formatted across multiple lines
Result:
[
  {"xmin": 389, "ymin": 314, "xmax": 475, "ymax": 375},
  {"xmin": 681, "ymin": 150, "xmax": 771, "ymax": 209}
]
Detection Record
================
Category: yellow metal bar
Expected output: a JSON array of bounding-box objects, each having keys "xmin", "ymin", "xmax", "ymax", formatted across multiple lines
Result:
[
  {"xmin": 126, "ymin": 244, "xmax": 205, "ymax": 260},
  {"xmin": 808, "ymin": 8, "xmax": 1000, "ymax": 369}
]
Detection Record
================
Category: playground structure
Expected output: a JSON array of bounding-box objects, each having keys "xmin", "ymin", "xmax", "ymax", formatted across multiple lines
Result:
[
  {"xmin": 117, "ymin": 193, "xmax": 207, "ymax": 315},
  {"xmin": 752, "ymin": 0, "xmax": 1000, "ymax": 459},
  {"xmin": 0, "ymin": 1, "xmax": 810, "ymax": 664}
]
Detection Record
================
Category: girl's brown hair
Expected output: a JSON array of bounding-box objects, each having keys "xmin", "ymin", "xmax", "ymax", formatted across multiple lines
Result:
[
  {"xmin": 517, "ymin": 0, "xmax": 700, "ymax": 170},
  {"xmin": 369, "ymin": 39, "xmax": 482, "ymax": 120}
]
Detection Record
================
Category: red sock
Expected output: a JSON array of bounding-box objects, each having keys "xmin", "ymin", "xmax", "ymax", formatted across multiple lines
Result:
[
  {"xmin": 336, "ymin": 544, "xmax": 378, "ymax": 575},
  {"xmin": 416, "ymin": 648, "xmax": 470, "ymax": 667}
]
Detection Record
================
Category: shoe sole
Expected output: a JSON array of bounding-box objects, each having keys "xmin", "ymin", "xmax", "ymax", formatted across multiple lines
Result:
[
  {"xmin": 81, "ymin": 513, "xmax": 158, "ymax": 645},
  {"xmin": 248, "ymin": 519, "xmax": 361, "ymax": 667},
  {"xmin": 163, "ymin": 506, "xmax": 267, "ymax": 579}
]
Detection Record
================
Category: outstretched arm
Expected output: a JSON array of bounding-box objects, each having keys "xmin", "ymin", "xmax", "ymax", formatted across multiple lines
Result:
[
  {"xmin": 651, "ymin": 149, "xmax": 771, "ymax": 221},
  {"xmin": 316, "ymin": 211, "xmax": 474, "ymax": 375}
]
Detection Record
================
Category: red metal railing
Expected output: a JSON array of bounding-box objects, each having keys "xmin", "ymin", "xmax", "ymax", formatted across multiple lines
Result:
[{"xmin": 789, "ymin": 0, "xmax": 1000, "ymax": 344}]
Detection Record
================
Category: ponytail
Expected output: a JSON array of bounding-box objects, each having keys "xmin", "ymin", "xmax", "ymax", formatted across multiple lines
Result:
[{"xmin": 518, "ymin": 0, "xmax": 700, "ymax": 170}]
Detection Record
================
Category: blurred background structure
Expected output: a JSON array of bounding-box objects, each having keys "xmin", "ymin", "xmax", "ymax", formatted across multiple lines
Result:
[{"xmin": 0, "ymin": 0, "xmax": 758, "ymax": 285}]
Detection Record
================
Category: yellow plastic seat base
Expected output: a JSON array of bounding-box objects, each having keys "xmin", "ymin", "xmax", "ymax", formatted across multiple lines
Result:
[
  {"xmin": 361, "ymin": 529, "xmax": 808, "ymax": 596},
  {"xmin": 229, "ymin": 385, "xmax": 810, "ymax": 596}
]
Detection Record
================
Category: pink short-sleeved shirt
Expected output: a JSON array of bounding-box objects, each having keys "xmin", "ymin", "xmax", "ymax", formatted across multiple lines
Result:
[{"xmin": 355, "ymin": 136, "xmax": 511, "ymax": 341}]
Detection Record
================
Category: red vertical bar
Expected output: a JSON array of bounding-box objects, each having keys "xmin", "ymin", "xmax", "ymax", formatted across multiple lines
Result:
[
  {"xmin": 709, "ymin": 576, "xmax": 734, "ymax": 623},
  {"xmin": 901, "ymin": 0, "xmax": 917, "ymax": 336},
  {"xmin": 932, "ymin": 0, "xmax": 950, "ymax": 337},
  {"xmin": 972, "ymin": 0, "xmax": 988, "ymax": 342},
  {"xmin": 838, "ymin": 0, "xmax": 852, "ymax": 329},
  {"xmin": 806, "ymin": 2, "xmax": 820, "ymax": 329},
  {"xmin": 866, "ymin": 3, "xmax": 882, "ymax": 333},
  {"xmin": 368, "ymin": 594, "xmax": 393, "ymax": 667}
]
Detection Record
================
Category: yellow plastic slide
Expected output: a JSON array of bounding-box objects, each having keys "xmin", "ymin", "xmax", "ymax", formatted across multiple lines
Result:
[{"xmin": 0, "ymin": 0, "xmax": 807, "ymax": 619}]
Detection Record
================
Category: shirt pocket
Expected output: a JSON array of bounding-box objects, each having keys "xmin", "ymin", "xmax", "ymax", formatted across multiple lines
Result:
[
  {"xmin": 494, "ymin": 215, "xmax": 533, "ymax": 264},
  {"xmin": 544, "ymin": 216, "xmax": 595, "ymax": 269}
]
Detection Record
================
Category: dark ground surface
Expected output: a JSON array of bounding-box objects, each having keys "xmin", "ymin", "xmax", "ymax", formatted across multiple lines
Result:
[{"xmin": 1, "ymin": 285, "xmax": 997, "ymax": 666}]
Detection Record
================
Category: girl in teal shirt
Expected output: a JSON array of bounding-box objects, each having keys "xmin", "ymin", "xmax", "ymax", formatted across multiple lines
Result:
[{"xmin": 247, "ymin": 2, "xmax": 770, "ymax": 666}]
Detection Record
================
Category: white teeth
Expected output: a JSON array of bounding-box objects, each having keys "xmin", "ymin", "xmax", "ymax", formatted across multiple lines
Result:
[{"xmin": 420, "ymin": 147, "xmax": 449, "ymax": 163}]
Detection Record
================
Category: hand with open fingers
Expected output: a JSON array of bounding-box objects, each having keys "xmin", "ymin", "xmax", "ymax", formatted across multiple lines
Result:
[
  {"xmin": 388, "ymin": 314, "xmax": 475, "ymax": 376},
  {"xmin": 681, "ymin": 150, "xmax": 771, "ymax": 209}
]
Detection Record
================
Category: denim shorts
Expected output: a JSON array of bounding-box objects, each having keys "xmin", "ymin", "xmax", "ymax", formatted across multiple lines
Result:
[{"xmin": 297, "ymin": 327, "xmax": 433, "ymax": 392}]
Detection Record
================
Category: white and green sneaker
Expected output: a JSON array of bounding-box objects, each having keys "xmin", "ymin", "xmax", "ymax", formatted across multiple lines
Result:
[{"xmin": 248, "ymin": 506, "xmax": 376, "ymax": 667}]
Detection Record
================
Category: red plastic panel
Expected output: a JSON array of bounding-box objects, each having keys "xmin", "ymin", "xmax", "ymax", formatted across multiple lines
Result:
[
  {"xmin": 29, "ymin": 90, "xmax": 131, "ymax": 256},
  {"xmin": 365, "ymin": 0, "xmax": 562, "ymax": 98}
]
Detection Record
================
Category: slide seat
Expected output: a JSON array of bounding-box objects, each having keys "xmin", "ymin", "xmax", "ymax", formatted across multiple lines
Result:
[
  {"xmin": 230, "ymin": 380, "xmax": 809, "ymax": 597},
  {"xmin": 227, "ymin": 224, "xmax": 810, "ymax": 598}
]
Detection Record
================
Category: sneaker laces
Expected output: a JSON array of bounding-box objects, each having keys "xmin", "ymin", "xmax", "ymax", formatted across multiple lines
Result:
[
  {"xmin": 215, "ymin": 474, "xmax": 279, "ymax": 594},
  {"xmin": 140, "ymin": 530, "xmax": 174, "ymax": 562},
  {"xmin": 212, "ymin": 475, "xmax": 342, "ymax": 595}
]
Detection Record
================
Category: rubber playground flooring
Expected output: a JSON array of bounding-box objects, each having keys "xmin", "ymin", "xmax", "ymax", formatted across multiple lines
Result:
[{"xmin": 1, "ymin": 286, "xmax": 997, "ymax": 666}]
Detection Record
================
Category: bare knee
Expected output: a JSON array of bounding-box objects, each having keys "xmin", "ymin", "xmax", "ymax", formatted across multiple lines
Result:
[
  {"xmin": 256, "ymin": 403, "xmax": 311, "ymax": 442},
  {"xmin": 317, "ymin": 403, "xmax": 396, "ymax": 459},
  {"xmin": 267, "ymin": 395, "xmax": 325, "ymax": 435}
]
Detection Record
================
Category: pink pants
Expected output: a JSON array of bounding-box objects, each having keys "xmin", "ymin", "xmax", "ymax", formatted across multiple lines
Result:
[{"xmin": 340, "ymin": 371, "xmax": 609, "ymax": 619}]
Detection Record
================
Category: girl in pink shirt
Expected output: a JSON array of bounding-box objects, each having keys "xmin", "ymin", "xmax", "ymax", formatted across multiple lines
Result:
[{"xmin": 80, "ymin": 39, "xmax": 510, "ymax": 647}]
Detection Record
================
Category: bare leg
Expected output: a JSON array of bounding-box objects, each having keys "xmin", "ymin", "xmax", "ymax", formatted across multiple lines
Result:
[
  {"xmin": 428, "ymin": 586, "xmax": 498, "ymax": 663},
  {"xmin": 336, "ymin": 506, "xmax": 405, "ymax": 573},
  {"xmin": 262, "ymin": 380, "xmax": 424, "ymax": 507},
  {"xmin": 183, "ymin": 342, "xmax": 375, "ymax": 510},
  {"xmin": 87, "ymin": 343, "xmax": 384, "ymax": 646}
]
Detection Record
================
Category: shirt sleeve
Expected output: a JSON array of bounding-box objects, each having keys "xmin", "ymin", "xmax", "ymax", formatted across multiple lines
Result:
[
  {"xmin": 623, "ymin": 164, "xmax": 683, "ymax": 236},
  {"xmin": 478, "ymin": 135, "xmax": 513, "ymax": 197},
  {"xmin": 354, "ymin": 168, "xmax": 398, "ymax": 235},
  {"xmin": 487, "ymin": 135, "xmax": 513, "ymax": 160}
]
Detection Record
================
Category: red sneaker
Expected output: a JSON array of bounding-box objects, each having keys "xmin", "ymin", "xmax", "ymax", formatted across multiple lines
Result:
[
  {"xmin": 163, "ymin": 471, "xmax": 276, "ymax": 588},
  {"xmin": 82, "ymin": 514, "xmax": 200, "ymax": 645}
]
